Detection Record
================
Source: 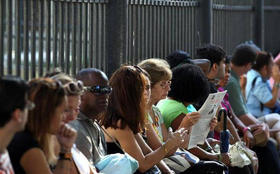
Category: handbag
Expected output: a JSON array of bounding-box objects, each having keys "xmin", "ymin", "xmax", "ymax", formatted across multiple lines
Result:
[
  {"xmin": 164, "ymin": 148, "xmax": 201, "ymax": 173},
  {"xmin": 253, "ymin": 130, "xmax": 268, "ymax": 147},
  {"xmin": 95, "ymin": 122, "xmax": 139, "ymax": 174},
  {"xmin": 96, "ymin": 153, "xmax": 139, "ymax": 174},
  {"xmin": 228, "ymin": 141, "xmax": 251, "ymax": 168}
]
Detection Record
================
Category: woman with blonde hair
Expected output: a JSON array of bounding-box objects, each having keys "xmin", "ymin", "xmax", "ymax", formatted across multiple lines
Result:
[
  {"xmin": 8, "ymin": 78, "xmax": 77, "ymax": 174},
  {"xmin": 52, "ymin": 73, "xmax": 98, "ymax": 174}
]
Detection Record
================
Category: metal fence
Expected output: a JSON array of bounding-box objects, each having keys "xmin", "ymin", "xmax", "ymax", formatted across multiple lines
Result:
[
  {"xmin": 0, "ymin": 0, "xmax": 280, "ymax": 79},
  {"xmin": 0, "ymin": 0, "xmax": 107, "ymax": 79}
]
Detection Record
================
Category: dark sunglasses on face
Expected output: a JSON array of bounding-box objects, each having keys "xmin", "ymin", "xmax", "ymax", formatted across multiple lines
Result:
[{"xmin": 85, "ymin": 85, "xmax": 112, "ymax": 95}]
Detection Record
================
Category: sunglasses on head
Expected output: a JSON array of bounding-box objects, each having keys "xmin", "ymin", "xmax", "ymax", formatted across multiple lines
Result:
[
  {"xmin": 85, "ymin": 85, "xmax": 112, "ymax": 95},
  {"xmin": 64, "ymin": 80, "xmax": 84, "ymax": 95}
]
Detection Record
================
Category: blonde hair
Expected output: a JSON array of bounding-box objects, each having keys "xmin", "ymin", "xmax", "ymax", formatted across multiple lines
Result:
[{"xmin": 138, "ymin": 58, "xmax": 172, "ymax": 87}]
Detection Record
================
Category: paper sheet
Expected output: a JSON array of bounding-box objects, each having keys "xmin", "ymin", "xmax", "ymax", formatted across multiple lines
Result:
[{"xmin": 188, "ymin": 90, "xmax": 227, "ymax": 149}]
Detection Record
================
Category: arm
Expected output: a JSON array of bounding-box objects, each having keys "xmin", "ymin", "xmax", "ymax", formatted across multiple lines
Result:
[
  {"xmin": 110, "ymin": 127, "xmax": 179, "ymax": 173},
  {"xmin": 135, "ymin": 134, "xmax": 174, "ymax": 174},
  {"xmin": 21, "ymin": 148, "xmax": 72, "ymax": 174},
  {"xmin": 145, "ymin": 123, "xmax": 177, "ymax": 156}
]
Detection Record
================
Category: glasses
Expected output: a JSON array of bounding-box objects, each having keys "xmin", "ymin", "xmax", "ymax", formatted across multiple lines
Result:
[
  {"xmin": 64, "ymin": 80, "xmax": 84, "ymax": 95},
  {"xmin": 159, "ymin": 80, "xmax": 171, "ymax": 89},
  {"xmin": 85, "ymin": 85, "xmax": 112, "ymax": 95},
  {"xmin": 25, "ymin": 100, "xmax": 35, "ymax": 110}
]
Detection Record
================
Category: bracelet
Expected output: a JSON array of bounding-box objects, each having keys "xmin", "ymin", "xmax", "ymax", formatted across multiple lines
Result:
[
  {"xmin": 275, "ymin": 82, "xmax": 280, "ymax": 88},
  {"xmin": 162, "ymin": 143, "xmax": 169, "ymax": 155},
  {"xmin": 218, "ymin": 154, "xmax": 222, "ymax": 161},
  {"xmin": 59, "ymin": 152, "xmax": 72, "ymax": 161},
  {"xmin": 242, "ymin": 127, "xmax": 251, "ymax": 134}
]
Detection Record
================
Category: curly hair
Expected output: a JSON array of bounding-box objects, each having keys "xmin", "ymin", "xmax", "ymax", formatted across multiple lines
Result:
[{"xmin": 168, "ymin": 64, "xmax": 209, "ymax": 103}]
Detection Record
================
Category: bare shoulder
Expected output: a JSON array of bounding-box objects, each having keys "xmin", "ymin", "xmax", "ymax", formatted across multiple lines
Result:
[{"xmin": 20, "ymin": 148, "xmax": 52, "ymax": 174}]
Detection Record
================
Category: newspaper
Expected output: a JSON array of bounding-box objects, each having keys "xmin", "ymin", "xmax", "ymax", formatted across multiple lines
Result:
[{"xmin": 188, "ymin": 90, "xmax": 227, "ymax": 149}]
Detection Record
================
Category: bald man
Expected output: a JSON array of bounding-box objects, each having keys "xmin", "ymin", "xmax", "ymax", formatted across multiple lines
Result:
[{"xmin": 70, "ymin": 68, "xmax": 111, "ymax": 165}]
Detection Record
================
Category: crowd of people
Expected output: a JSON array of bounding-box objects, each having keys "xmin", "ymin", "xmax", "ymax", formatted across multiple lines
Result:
[{"xmin": 1, "ymin": 42, "xmax": 280, "ymax": 174}]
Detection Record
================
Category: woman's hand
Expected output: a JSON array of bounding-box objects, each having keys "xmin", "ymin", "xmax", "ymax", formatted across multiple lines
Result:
[
  {"xmin": 166, "ymin": 128, "xmax": 189, "ymax": 150},
  {"xmin": 56, "ymin": 124, "xmax": 77, "ymax": 152},
  {"xmin": 180, "ymin": 112, "xmax": 201, "ymax": 129}
]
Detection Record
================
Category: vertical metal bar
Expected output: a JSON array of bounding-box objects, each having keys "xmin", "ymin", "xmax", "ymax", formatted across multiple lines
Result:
[
  {"xmin": 92, "ymin": 3, "xmax": 97, "ymax": 68},
  {"xmin": 0, "ymin": 0, "xmax": 4, "ymax": 76},
  {"xmin": 82, "ymin": 2, "xmax": 88, "ymax": 68},
  {"xmin": 149, "ymin": 1, "xmax": 153, "ymax": 57},
  {"xmin": 65, "ymin": 2, "xmax": 70, "ymax": 75},
  {"xmin": 254, "ymin": 0, "xmax": 264, "ymax": 49},
  {"xmin": 38, "ymin": 0, "xmax": 44, "ymax": 77},
  {"xmin": 96, "ymin": 3, "xmax": 101, "ymax": 68},
  {"xmin": 31, "ymin": 0, "xmax": 36, "ymax": 78},
  {"xmin": 131, "ymin": 4, "xmax": 136, "ymax": 64},
  {"xmin": 88, "ymin": 3, "xmax": 93, "ymax": 67},
  {"xmin": 77, "ymin": 3, "xmax": 82, "ymax": 70},
  {"xmin": 127, "ymin": 3, "xmax": 131, "ymax": 63},
  {"xmin": 15, "ymin": 0, "xmax": 22, "ymax": 77},
  {"xmin": 46, "ymin": 0, "xmax": 51, "ymax": 72},
  {"xmin": 7, "ymin": 0, "xmax": 12, "ymax": 75},
  {"xmin": 53, "ymin": 1, "xmax": 58, "ymax": 68},
  {"xmin": 23, "ymin": 0, "xmax": 29, "ymax": 80},
  {"xmin": 71, "ymin": 2, "xmax": 77, "ymax": 76},
  {"xmin": 144, "ymin": 2, "xmax": 149, "ymax": 60},
  {"xmin": 178, "ymin": 5, "xmax": 182, "ymax": 50},
  {"xmin": 102, "ymin": 4, "xmax": 106, "ymax": 72},
  {"xmin": 137, "ymin": 3, "xmax": 141, "ymax": 61},
  {"xmin": 152, "ymin": 4, "xmax": 157, "ymax": 57},
  {"xmin": 59, "ymin": 1, "xmax": 65, "ymax": 71},
  {"xmin": 191, "ymin": 5, "xmax": 195, "ymax": 55}
]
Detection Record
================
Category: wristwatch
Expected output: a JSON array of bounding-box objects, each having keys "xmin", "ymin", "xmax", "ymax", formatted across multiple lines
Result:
[{"xmin": 59, "ymin": 152, "xmax": 72, "ymax": 161}]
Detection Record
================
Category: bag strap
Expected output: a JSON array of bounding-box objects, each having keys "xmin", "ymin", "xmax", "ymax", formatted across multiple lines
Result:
[
  {"xmin": 251, "ymin": 76, "xmax": 264, "ymax": 112},
  {"xmin": 95, "ymin": 120, "xmax": 125, "ymax": 154}
]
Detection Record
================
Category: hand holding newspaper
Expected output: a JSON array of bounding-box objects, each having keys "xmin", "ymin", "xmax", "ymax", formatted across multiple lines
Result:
[{"xmin": 188, "ymin": 91, "xmax": 227, "ymax": 149}]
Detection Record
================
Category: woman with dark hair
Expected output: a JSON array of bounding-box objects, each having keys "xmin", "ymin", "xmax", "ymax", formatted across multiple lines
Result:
[
  {"xmin": 158, "ymin": 64, "xmax": 209, "ymax": 131},
  {"xmin": 246, "ymin": 51, "xmax": 280, "ymax": 147},
  {"xmin": 101, "ymin": 65, "xmax": 188, "ymax": 173},
  {"xmin": 8, "ymin": 78, "xmax": 77, "ymax": 174}
]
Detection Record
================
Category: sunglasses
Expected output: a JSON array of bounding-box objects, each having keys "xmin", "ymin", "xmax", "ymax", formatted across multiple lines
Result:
[
  {"xmin": 85, "ymin": 85, "xmax": 112, "ymax": 95},
  {"xmin": 25, "ymin": 100, "xmax": 35, "ymax": 110},
  {"xmin": 64, "ymin": 80, "xmax": 84, "ymax": 95}
]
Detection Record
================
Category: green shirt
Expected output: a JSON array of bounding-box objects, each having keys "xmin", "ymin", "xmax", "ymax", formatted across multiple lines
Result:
[
  {"xmin": 157, "ymin": 99, "xmax": 195, "ymax": 128},
  {"xmin": 224, "ymin": 70, "xmax": 248, "ymax": 117}
]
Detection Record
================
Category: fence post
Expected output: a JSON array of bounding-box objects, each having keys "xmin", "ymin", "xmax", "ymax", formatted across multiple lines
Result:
[
  {"xmin": 254, "ymin": 0, "xmax": 264, "ymax": 49},
  {"xmin": 197, "ymin": 0, "xmax": 212, "ymax": 47},
  {"xmin": 106, "ymin": 0, "xmax": 127, "ymax": 77}
]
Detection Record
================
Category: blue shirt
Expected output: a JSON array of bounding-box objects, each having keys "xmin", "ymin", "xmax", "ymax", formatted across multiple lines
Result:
[{"xmin": 246, "ymin": 69, "xmax": 272, "ymax": 117}]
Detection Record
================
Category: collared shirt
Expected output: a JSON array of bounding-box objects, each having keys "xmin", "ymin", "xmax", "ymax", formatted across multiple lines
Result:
[
  {"xmin": 225, "ymin": 70, "xmax": 248, "ymax": 117},
  {"xmin": 246, "ymin": 69, "xmax": 272, "ymax": 117},
  {"xmin": 69, "ymin": 112, "xmax": 107, "ymax": 165}
]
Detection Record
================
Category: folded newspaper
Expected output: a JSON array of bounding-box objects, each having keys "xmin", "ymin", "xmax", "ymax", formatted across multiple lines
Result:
[{"xmin": 188, "ymin": 90, "xmax": 227, "ymax": 149}]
